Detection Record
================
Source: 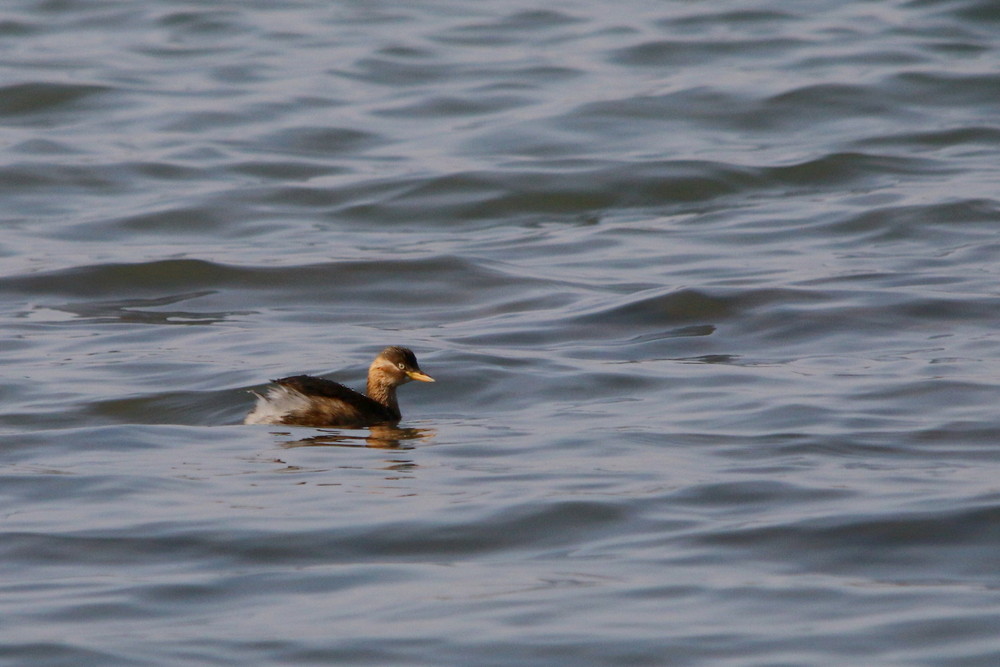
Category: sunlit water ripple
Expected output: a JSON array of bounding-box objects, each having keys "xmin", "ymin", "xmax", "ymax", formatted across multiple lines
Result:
[{"xmin": 2, "ymin": 0, "xmax": 1000, "ymax": 664}]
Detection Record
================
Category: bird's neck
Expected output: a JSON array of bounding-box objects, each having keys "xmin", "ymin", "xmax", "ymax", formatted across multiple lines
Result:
[{"xmin": 367, "ymin": 378, "xmax": 400, "ymax": 418}]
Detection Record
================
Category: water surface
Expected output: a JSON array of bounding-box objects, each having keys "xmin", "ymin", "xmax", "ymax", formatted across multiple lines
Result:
[{"xmin": 3, "ymin": 0, "xmax": 1000, "ymax": 664}]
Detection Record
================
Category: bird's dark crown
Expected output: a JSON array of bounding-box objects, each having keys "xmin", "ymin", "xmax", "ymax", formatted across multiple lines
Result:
[{"xmin": 378, "ymin": 346, "xmax": 419, "ymax": 369}]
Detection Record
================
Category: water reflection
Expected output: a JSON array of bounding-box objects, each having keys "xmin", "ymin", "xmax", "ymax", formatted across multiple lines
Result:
[{"xmin": 275, "ymin": 425, "xmax": 436, "ymax": 449}]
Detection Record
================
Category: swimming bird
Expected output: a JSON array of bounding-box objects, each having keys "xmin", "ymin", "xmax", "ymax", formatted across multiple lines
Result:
[{"xmin": 245, "ymin": 346, "xmax": 434, "ymax": 427}]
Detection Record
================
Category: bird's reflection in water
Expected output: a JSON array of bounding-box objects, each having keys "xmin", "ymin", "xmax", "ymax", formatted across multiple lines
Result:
[{"xmin": 276, "ymin": 425, "xmax": 436, "ymax": 450}]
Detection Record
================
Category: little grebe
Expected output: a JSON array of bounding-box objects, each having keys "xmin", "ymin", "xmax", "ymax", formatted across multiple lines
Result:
[{"xmin": 244, "ymin": 346, "xmax": 434, "ymax": 427}]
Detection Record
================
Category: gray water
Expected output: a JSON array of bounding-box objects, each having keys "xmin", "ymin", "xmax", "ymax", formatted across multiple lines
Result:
[{"xmin": 3, "ymin": 0, "xmax": 1000, "ymax": 664}]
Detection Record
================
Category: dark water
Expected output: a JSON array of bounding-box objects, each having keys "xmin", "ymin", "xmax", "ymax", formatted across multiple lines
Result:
[{"xmin": 3, "ymin": 0, "xmax": 1000, "ymax": 664}]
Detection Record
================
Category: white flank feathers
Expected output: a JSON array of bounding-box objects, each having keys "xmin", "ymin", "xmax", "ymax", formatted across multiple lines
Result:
[{"xmin": 244, "ymin": 385, "xmax": 310, "ymax": 425}]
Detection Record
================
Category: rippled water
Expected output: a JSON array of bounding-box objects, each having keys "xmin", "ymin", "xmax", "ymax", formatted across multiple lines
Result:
[{"xmin": 3, "ymin": 0, "xmax": 1000, "ymax": 664}]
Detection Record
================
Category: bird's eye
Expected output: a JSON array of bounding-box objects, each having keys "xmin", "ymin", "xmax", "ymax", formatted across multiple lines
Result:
[{"xmin": 398, "ymin": 362, "xmax": 405, "ymax": 370}]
